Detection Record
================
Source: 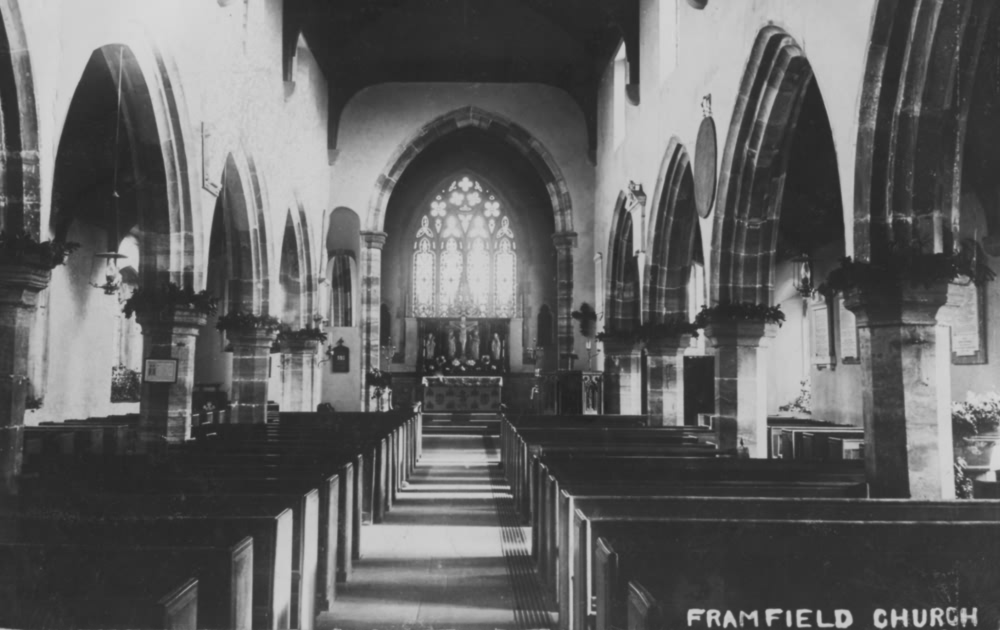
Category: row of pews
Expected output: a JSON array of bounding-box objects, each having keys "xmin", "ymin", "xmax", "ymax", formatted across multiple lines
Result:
[
  {"xmin": 3, "ymin": 408, "xmax": 422, "ymax": 630},
  {"xmin": 501, "ymin": 413, "xmax": 1000, "ymax": 630},
  {"xmin": 767, "ymin": 417, "xmax": 865, "ymax": 460}
]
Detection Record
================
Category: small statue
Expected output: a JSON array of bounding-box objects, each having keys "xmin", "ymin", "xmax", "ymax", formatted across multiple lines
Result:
[
  {"xmin": 491, "ymin": 333, "xmax": 503, "ymax": 362},
  {"xmin": 466, "ymin": 326, "xmax": 480, "ymax": 360},
  {"xmin": 423, "ymin": 332, "xmax": 436, "ymax": 360},
  {"xmin": 447, "ymin": 330, "xmax": 458, "ymax": 359}
]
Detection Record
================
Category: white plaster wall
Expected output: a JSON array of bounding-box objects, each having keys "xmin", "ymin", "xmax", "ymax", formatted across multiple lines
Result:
[{"xmin": 19, "ymin": 0, "xmax": 330, "ymax": 423}]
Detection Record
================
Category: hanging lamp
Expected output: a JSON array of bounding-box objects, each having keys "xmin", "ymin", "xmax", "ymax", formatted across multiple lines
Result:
[{"xmin": 91, "ymin": 45, "xmax": 128, "ymax": 295}]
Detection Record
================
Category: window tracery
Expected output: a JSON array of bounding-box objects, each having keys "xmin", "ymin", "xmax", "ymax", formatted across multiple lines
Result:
[{"xmin": 411, "ymin": 176, "xmax": 518, "ymax": 317}]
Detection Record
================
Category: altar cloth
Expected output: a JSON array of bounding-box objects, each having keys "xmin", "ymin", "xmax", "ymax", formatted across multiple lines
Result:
[{"xmin": 421, "ymin": 376, "xmax": 503, "ymax": 412}]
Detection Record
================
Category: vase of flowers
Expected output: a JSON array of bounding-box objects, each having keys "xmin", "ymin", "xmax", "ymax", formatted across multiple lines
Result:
[{"xmin": 368, "ymin": 367, "xmax": 393, "ymax": 411}]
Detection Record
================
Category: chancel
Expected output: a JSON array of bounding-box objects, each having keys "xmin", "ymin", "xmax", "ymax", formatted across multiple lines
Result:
[{"xmin": 1, "ymin": 1, "xmax": 1000, "ymax": 630}]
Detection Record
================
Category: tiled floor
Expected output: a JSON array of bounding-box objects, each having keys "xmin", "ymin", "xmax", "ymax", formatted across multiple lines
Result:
[{"xmin": 317, "ymin": 430, "xmax": 555, "ymax": 630}]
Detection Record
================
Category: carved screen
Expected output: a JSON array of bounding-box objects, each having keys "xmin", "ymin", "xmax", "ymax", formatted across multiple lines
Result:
[{"xmin": 410, "ymin": 175, "xmax": 518, "ymax": 317}]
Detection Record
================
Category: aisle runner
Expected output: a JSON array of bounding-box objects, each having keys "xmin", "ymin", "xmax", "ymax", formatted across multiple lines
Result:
[{"xmin": 484, "ymin": 434, "xmax": 555, "ymax": 630}]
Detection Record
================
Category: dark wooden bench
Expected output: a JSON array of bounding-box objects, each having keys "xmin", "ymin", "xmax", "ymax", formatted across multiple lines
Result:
[
  {"xmin": 568, "ymin": 497, "xmax": 1000, "ymax": 630},
  {"xmin": 4, "ymin": 504, "xmax": 295, "ymax": 630},
  {"xmin": 0, "ymin": 538, "xmax": 251, "ymax": 630},
  {"xmin": 22, "ymin": 476, "xmax": 321, "ymax": 630},
  {"xmin": 534, "ymin": 460, "xmax": 867, "ymax": 629},
  {"xmin": 591, "ymin": 509, "xmax": 1000, "ymax": 630}
]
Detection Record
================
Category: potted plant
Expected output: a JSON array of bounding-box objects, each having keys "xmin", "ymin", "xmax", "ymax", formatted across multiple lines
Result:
[
  {"xmin": 777, "ymin": 378, "xmax": 812, "ymax": 418},
  {"xmin": 952, "ymin": 392, "xmax": 1000, "ymax": 475},
  {"xmin": 110, "ymin": 364, "xmax": 142, "ymax": 403},
  {"xmin": 571, "ymin": 303, "xmax": 598, "ymax": 338}
]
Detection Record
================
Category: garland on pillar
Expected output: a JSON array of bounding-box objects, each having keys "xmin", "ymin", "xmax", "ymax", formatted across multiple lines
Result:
[
  {"xmin": 0, "ymin": 230, "xmax": 79, "ymax": 269},
  {"xmin": 121, "ymin": 283, "xmax": 218, "ymax": 319},
  {"xmin": 215, "ymin": 310, "xmax": 282, "ymax": 334},
  {"xmin": 819, "ymin": 239, "xmax": 996, "ymax": 296},
  {"xmin": 275, "ymin": 325, "xmax": 328, "ymax": 343},
  {"xmin": 693, "ymin": 302, "xmax": 785, "ymax": 328},
  {"xmin": 596, "ymin": 316, "xmax": 700, "ymax": 345}
]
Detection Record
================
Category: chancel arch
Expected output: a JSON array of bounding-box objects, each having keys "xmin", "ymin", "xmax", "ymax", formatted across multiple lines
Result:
[
  {"xmin": 367, "ymin": 107, "xmax": 575, "ymax": 405},
  {"xmin": 378, "ymin": 125, "xmax": 558, "ymax": 409}
]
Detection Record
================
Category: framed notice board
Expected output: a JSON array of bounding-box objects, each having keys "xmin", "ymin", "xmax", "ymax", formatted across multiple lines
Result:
[
  {"xmin": 939, "ymin": 280, "xmax": 987, "ymax": 365},
  {"xmin": 143, "ymin": 359, "xmax": 178, "ymax": 384},
  {"xmin": 837, "ymin": 297, "xmax": 859, "ymax": 365},
  {"xmin": 811, "ymin": 297, "xmax": 836, "ymax": 369}
]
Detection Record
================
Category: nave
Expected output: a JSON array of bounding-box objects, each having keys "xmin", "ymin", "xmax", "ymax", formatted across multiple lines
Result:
[{"xmin": 320, "ymin": 426, "xmax": 555, "ymax": 630}]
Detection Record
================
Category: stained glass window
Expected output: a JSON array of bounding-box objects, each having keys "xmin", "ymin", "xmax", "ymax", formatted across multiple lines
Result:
[
  {"xmin": 412, "ymin": 239, "xmax": 435, "ymax": 317},
  {"xmin": 411, "ymin": 176, "xmax": 518, "ymax": 317}
]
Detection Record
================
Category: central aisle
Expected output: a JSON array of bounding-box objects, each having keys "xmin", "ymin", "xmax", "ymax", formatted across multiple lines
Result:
[{"xmin": 318, "ymin": 429, "xmax": 555, "ymax": 630}]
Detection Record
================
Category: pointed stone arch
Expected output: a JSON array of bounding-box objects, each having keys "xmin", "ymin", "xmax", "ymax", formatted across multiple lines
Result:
[
  {"xmin": 605, "ymin": 191, "xmax": 639, "ymax": 335},
  {"xmin": 855, "ymin": 0, "xmax": 996, "ymax": 260},
  {"xmin": 367, "ymin": 106, "xmax": 574, "ymax": 234},
  {"xmin": 710, "ymin": 26, "xmax": 816, "ymax": 305},
  {"xmin": 0, "ymin": 0, "xmax": 39, "ymax": 236},
  {"xmin": 645, "ymin": 138, "xmax": 699, "ymax": 321}
]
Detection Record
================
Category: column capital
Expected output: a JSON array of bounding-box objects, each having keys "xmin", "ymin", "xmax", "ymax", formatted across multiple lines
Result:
[
  {"xmin": 278, "ymin": 338, "xmax": 321, "ymax": 354},
  {"xmin": 136, "ymin": 307, "xmax": 208, "ymax": 336},
  {"xmin": 645, "ymin": 334, "xmax": 692, "ymax": 353},
  {"xmin": 843, "ymin": 282, "xmax": 948, "ymax": 328},
  {"xmin": 361, "ymin": 230, "xmax": 388, "ymax": 250},
  {"xmin": 0, "ymin": 263, "xmax": 50, "ymax": 308},
  {"xmin": 551, "ymin": 231, "xmax": 578, "ymax": 251},
  {"xmin": 227, "ymin": 328, "xmax": 278, "ymax": 347},
  {"xmin": 703, "ymin": 320, "xmax": 779, "ymax": 348}
]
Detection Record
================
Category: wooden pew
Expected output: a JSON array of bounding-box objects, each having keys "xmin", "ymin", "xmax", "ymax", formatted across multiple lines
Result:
[
  {"xmin": 536, "ymin": 461, "xmax": 867, "ymax": 630},
  {"xmin": 19, "ymin": 409, "xmax": 417, "ymax": 630},
  {"xmin": 4, "ymin": 512, "xmax": 286, "ymax": 629},
  {"xmin": 0, "ymin": 538, "xmax": 252, "ymax": 630},
  {"xmin": 590, "ymin": 507, "xmax": 1000, "ymax": 630},
  {"xmin": 22, "ymin": 475, "xmax": 321, "ymax": 630},
  {"xmin": 776, "ymin": 425, "xmax": 864, "ymax": 460},
  {"xmin": 569, "ymin": 497, "xmax": 1000, "ymax": 630}
]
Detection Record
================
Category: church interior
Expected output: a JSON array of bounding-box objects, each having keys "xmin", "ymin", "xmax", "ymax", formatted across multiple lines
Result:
[{"xmin": 1, "ymin": 0, "xmax": 999, "ymax": 629}]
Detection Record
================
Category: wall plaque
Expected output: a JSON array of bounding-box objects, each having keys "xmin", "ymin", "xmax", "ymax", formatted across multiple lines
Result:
[
  {"xmin": 939, "ymin": 280, "xmax": 987, "ymax": 364},
  {"xmin": 811, "ymin": 299, "xmax": 835, "ymax": 369},
  {"xmin": 838, "ymin": 298, "xmax": 859, "ymax": 364},
  {"xmin": 143, "ymin": 359, "xmax": 178, "ymax": 384},
  {"xmin": 331, "ymin": 339, "xmax": 350, "ymax": 373},
  {"xmin": 694, "ymin": 115, "xmax": 717, "ymax": 218}
]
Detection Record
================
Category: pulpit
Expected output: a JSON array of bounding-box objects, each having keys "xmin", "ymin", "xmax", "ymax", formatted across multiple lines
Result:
[
  {"xmin": 531, "ymin": 371, "xmax": 604, "ymax": 415},
  {"xmin": 421, "ymin": 376, "xmax": 503, "ymax": 413}
]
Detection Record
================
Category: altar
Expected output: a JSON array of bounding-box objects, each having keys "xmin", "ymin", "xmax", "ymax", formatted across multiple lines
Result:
[{"xmin": 421, "ymin": 376, "xmax": 503, "ymax": 413}]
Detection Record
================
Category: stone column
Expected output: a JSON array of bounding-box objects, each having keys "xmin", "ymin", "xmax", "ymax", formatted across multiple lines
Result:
[
  {"xmin": 602, "ymin": 337, "xmax": 642, "ymax": 415},
  {"xmin": 704, "ymin": 321, "xmax": 778, "ymax": 458},
  {"xmin": 360, "ymin": 231, "xmax": 386, "ymax": 411},
  {"xmin": 845, "ymin": 284, "xmax": 953, "ymax": 499},
  {"xmin": 0, "ymin": 264, "xmax": 49, "ymax": 495},
  {"xmin": 645, "ymin": 335, "xmax": 690, "ymax": 426},
  {"xmin": 280, "ymin": 338, "xmax": 320, "ymax": 412},
  {"xmin": 136, "ymin": 308, "xmax": 207, "ymax": 448},
  {"xmin": 552, "ymin": 232, "xmax": 577, "ymax": 371},
  {"xmin": 229, "ymin": 328, "xmax": 277, "ymax": 424}
]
